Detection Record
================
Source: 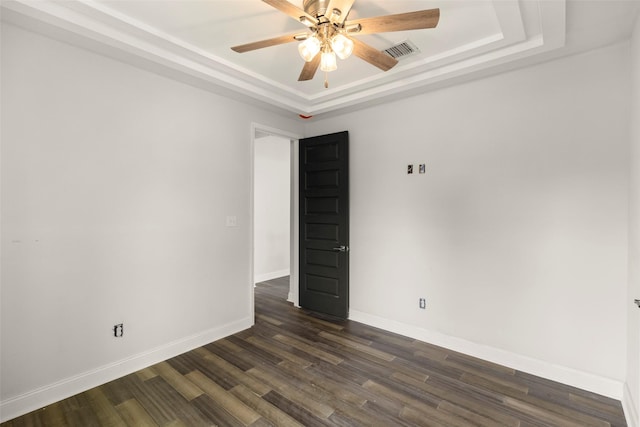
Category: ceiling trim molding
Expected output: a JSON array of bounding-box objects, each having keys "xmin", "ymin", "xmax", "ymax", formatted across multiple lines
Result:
[{"xmin": 1, "ymin": 0, "xmax": 566, "ymax": 118}]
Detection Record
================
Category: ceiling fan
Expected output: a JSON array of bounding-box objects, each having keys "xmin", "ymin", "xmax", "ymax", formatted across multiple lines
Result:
[{"xmin": 231, "ymin": 0, "xmax": 440, "ymax": 88}]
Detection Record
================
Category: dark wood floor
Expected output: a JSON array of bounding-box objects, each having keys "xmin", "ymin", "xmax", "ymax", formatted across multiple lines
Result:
[{"xmin": 3, "ymin": 276, "xmax": 627, "ymax": 426}]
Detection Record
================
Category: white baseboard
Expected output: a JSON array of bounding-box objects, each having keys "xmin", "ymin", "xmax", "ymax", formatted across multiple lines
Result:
[
  {"xmin": 349, "ymin": 309, "xmax": 624, "ymax": 400},
  {"xmin": 0, "ymin": 317, "xmax": 253, "ymax": 423},
  {"xmin": 623, "ymin": 382, "xmax": 639, "ymax": 427},
  {"xmin": 254, "ymin": 269, "xmax": 290, "ymax": 284}
]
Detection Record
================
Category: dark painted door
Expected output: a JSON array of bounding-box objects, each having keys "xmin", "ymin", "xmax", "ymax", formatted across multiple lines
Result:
[{"xmin": 299, "ymin": 131, "xmax": 349, "ymax": 318}]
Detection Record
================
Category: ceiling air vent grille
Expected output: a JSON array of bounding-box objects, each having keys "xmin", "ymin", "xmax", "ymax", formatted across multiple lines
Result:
[{"xmin": 383, "ymin": 40, "xmax": 420, "ymax": 60}]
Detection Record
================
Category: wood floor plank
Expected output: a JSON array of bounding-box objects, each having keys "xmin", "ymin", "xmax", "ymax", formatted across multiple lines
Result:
[
  {"xmin": 411, "ymin": 340, "xmax": 451, "ymax": 361},
  {"xmin": 151, "ymin": 361, "xmax": 204, "ymax": 401},
  {"xmin": 115, "ymin": 399, "xmax": 159, "ymax": 427},
  {"xmin": 247, "ymin": 367, "xmax": 335, "ymax": 419},
  {"xmin": 245, "ymin": 335, "xmax": 312, "ymax": 368},
  {"xmin": 305, "ymin": 358, "xmax": 370, "ymax": 386},
  {"xmin": 85, "ymin": 388, "xmax": 127, "ymax": 426},
  {"xmin": 261, "ymin": 390, "xmax": 331, "ymax": 427},
  {"xmin": 437, "ymin": 400, "xmax": 512, "ymax": 427},
  {"xmin": 255, "ymin": 313, "xmax": 283, "ymax": 326},
  {"xmin": 139, "ymin": 375, "xmax": 209, "ymax": 425},
  {"xmin": 399, "ymin": 404, "xmax": 478, "ymax": 427},
  {"xmin": 503, "ymin": 396, "xmax": 597, "ymax": 427},
  {"xmin": 203, "ymin": 341, "xmax": 255, "ymax": 372},
  {"xmin": 273, "ymin": 333, "xmax": 344, "ymax": 365},
  {"xmin": 360, "ymin": 400, "xmax": 416, "ymax": 427},
  {"xmin": 135, "ymin": 367, "xmax": 158, "ymax": 382},
  {"xmin": 163, "ymin": 421, "xmax": 192, "ymax": 427},
  {"xmin": 190, "ymin": 394, "xmax": 245, "ymax": 427},
  {"xmin": 62, "ymin": 405, "xmax": 102, "ymax": 427},
  {"xmin": 506, "ymin": 392, "xmax": 613, "ymax": 427},
  {"xmin": 460, "ymin": 372, "xmax": 530, "ymax": 396},
  {"xmin": 226, "ymin": 335, "xmax": 284, "ymax": 366},
  {"xmin": 445, "ymin": 352, "xmax": 517, "ymax": 376},
  {"xmin": 185, "ymin": 370, "xmax": 261, "ymax": 426},
  {"xmin": 179, "ymin": 348, "xmax": 241, "ymax": 391},
  {"xmin": 197, "ymin": 347, "xmax": 272, "ymax": 396},
  {"xmin": 319, "ymin": 331, "xmax": 396, "ymax": 361},
  {"xmin": 101, "ymin": 375, "xmax": 137, "ymax": 406},
  {"xmin": 229, "ymin": 384, "xmax": 304, "ymax": 427},
  {"xmin": 391, "ymin": 372, "xmax": 521, "ymax": 426},
  {"xmin": 363, "ymin": 379, "xmax": 440, "ymax": 415},
  {"xmin": 570, "ymin": 391, "xmax": 628, "ymax": 414},
  {"xmin": 276, "ymin": 360, "xmax": 367, "ymax": 407},
  {"xmin": 300, "ymin": 312, "xmax": 345, "ymax": 332},
  {"xmin": 344, "ymin": 321, "xmax": 416, "ymax": 350},
  {"xmin": 2, "ymin": 277, "xmax": 628, "ymax": 427},
  {"xmin": 211, "ymin": 337, "xmax": 245, "ymax": 354}
]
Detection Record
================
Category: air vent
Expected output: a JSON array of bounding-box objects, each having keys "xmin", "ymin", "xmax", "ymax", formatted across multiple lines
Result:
[{"xmin": 383, "ymin": 40, "xmax": 420, "ymax": 60}]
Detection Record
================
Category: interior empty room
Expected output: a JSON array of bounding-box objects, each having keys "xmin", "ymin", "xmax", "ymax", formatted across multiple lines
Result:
[{"xmin": 2, "ymin": 0, "xmax": 640, "ymax": 425}]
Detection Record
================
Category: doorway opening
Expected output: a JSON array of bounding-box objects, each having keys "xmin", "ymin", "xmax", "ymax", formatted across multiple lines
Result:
[{"xmin": 251, "ymin": 123, "xmax": 302, "ymax": 314}]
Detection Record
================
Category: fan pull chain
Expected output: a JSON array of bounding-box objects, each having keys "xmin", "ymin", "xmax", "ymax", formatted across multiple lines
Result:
[{"xmin": 324, "ymin": 71, "xmax": 329, "ymax": 89}]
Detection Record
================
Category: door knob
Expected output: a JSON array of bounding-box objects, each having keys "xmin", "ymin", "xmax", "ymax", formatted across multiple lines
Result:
[{"xmin": 332, "ymin": 245, "xmax": 348, "ymax": 252}]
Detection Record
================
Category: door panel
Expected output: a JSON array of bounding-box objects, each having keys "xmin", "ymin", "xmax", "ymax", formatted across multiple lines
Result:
[
  {"xmin": 305, "ymin": 197, "xmax": 339, "ymax": 214},
  {"xmin": 299, "ymin": 131, "xmax": 349, "ymax": 318}
]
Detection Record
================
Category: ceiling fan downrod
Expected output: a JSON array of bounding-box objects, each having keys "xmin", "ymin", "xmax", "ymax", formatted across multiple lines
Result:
[{"xmin": 303, "ymin": 0, "xmax": 331, "ymax": 19}]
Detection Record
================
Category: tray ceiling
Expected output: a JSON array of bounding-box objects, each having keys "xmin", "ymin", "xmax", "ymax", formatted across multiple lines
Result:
[{"xmin": 1, "ymin": 1, "xmax": 638, "ymax": 119}]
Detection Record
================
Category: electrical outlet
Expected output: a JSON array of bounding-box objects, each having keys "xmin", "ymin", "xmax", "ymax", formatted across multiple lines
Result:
[
  {"xmin": 113, "ymin": 323, "xmax": 124, "ymax": 337},
  {"xmin": 407, "ymin": 164, "xmax": 414, "ymax": 174},
  {"xmin": 419, "ymin": 298, "xmax": 426, "ymax": 309}
]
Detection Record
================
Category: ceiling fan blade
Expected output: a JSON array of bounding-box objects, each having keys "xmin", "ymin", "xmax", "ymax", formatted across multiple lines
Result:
[
  {"xmin": 327, "ymin": 0, "xmax": 356, "ymax": 24},
  {"xmin": 346, "ymin": 8, "xmax": 440, "ymax": 35},
  {"xmin": 298, "ymin": 54, "xmax": 321, "ymax": 81},
  {"xmin": 231, "ymin": 32, "xmax": 304, "ymax": 53},
  {"xmin": 351, "ymin": 38, "xmax": 398, "ymax": 71},
  {"xmin": 263, "ymin": 0, "xmax": 318, "ymax": 27}
]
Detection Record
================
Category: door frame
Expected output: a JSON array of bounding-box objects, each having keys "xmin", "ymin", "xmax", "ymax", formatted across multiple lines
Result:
[{"xmin": 250, "ymin": 123, "xmax": 303, "ymax": 316}]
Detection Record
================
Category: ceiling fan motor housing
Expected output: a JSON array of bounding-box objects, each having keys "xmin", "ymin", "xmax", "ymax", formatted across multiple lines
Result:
[{"xmin": 303, "ymin": 0, "xmax": 331, "ymax": 18}]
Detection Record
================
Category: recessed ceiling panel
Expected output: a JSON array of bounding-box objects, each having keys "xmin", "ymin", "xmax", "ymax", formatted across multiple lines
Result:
[
  {"xmin": 97, "ymin": 0, "xmax": 502, "ymax": 95},
  {"xmin": 2, "ymin": 0, "xmax": 602, "ymax": 117}
]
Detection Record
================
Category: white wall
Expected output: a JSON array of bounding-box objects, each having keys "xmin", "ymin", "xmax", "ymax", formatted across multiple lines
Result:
[
  {"xmin": 306, "ymin": 43, "xmax": 630, "ymax": 398},
  {"xmin": 0, "ymin": 23, "xmax": 303, "ymax": 421},
  {"xmin": 254, "ymin": 135, "xmax": 290, "ymax": 283},
  {"xmin": 626, "ymin": 13, "xmax": 640, "ymax": 427},
  {"xmin": 1, "ymin": 14, "xmax": 634, "ymax": 424}
]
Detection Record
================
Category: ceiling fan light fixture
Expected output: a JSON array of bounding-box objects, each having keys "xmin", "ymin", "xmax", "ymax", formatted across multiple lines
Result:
[
  {"xmin": 330, "ymin": 34, "xmax": 354, "ymax": 59},
  {"xmin": 298, "ymin": 36, "xmax": 321, "ymax": 62},
  {"xmin": 320, "ymin": 50, "xmax": 337, "ymax": 72},
  {"xmin": 230, "ymin": 1, "xmax": 441, "ymax": 87}
]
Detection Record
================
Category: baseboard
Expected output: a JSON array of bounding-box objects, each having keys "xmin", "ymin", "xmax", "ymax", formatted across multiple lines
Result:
[
  {"xmin": 254, "ymin": 269, "xmax": 290, "ymax": 284},
  {"xmin": 0, "ymin": 316, "xmax": 253, "ymax": 423},
  {"xmin": 349, "ymin": 309, "xmax": 624, "ymax": 400},
  {"xmin": 623, "ymin": 382, "xmax": 639, "ymax": 427}
]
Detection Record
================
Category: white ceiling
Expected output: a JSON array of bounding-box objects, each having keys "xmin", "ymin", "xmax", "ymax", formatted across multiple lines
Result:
[{"xmin": 2, "ymin": 0, "xmax": 639, "ymax": 119}]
